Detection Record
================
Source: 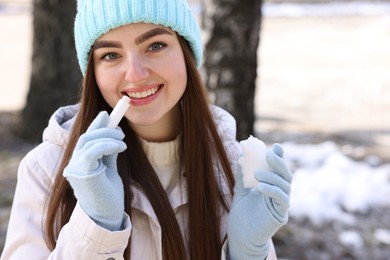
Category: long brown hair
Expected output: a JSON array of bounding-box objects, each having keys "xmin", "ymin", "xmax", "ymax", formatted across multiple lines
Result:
[{"xmin": 44, "ymin": 35, "xmax": 235, "ymax": 259}]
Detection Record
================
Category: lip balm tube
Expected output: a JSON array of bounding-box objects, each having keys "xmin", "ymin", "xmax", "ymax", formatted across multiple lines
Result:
[{"xmin": 107, "ymin": 96, "xmax": 130, "ymax": 128}]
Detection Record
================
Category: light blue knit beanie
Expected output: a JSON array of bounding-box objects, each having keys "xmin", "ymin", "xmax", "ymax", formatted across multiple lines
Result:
[{"xmin": 74, "ymin": 0, "xmax": 203, "ymax": 75}]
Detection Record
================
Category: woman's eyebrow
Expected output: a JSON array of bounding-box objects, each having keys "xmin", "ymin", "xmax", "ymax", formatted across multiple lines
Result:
[
  {"xmin": 135, "ymin": 28, "xmax": 173, "ymax": 45},
  {"xmin": 92, "ymin": 41, "xmax": 122, "ymax": 52}
]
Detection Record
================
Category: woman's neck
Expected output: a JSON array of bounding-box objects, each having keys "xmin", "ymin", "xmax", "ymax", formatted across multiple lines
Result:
[{"xmin": 132, "ymin": 104, "xmax": 182, "ymax": 142}]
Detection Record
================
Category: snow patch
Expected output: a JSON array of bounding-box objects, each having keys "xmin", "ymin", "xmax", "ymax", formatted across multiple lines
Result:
[
  {"xmin": 282, "ymin": 142, "xmax": 390, "ymax": 225},
  {"xmin": 263, "ymin": 2, "xmax": 390, "ymax": 17},
  {"xmin": 338, "ymin": 230, "xmax": 363, "ymax": 249}
]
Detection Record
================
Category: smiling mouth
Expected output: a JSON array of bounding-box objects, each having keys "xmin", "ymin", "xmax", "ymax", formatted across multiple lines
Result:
[{"xmin": 124, "ymin": 85, "xmax": 162, "ymax": 99}]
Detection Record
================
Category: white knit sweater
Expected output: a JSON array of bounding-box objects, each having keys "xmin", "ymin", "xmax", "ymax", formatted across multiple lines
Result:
[{"xmin": 140, "ymin": 134, "xmax": 182, "ymax": 197}]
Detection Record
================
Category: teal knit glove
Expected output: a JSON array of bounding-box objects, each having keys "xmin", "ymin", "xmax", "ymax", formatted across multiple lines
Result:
[
  {"xmin": 228, "ymin": 144, "xmax": 293, "ymax": 260},
  {"xmin": 63, "ymin": 111, "xmax": 127, "ymax": 231}
]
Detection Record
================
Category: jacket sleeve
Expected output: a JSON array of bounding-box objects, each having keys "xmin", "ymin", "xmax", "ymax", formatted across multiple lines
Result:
[
  {"xmin": 1, "ymin": 143, "xmax": 131, "ymax": 260},
  {"xmin": 50, "ymin": 203, "xmax": 131, "ymax": 260}
]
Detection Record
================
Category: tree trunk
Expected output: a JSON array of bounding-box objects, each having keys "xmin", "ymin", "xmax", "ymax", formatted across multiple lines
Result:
[
  {"xmin": 201, "ymin": 0, "xmax": 262, "ymax": 140},
  {"xmin": 19, "ymin": 0, "xmax": 81, "ymax": 143}
]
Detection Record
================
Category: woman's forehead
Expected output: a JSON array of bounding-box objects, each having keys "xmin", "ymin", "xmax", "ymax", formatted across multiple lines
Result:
[{"xmin": 97, "ymin": 22, "xmax": 176, "ymax": 41}]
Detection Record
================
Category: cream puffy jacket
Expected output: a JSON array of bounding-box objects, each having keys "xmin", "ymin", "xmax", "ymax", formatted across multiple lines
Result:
[{"xmin": 1, "ymin": 104, "xmax": 277, "ymax": 260}]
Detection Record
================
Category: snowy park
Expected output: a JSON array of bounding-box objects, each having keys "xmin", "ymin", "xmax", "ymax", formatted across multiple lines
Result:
[{"xmin": 1, "ymin": 0, "xmax": 390, "ymax": 259}]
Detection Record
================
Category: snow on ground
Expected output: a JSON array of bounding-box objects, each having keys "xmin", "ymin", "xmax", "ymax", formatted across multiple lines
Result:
[
  {"xmin": 2, "ymin": 0, "xmax": 389, "ymax": 237},
  {"xmin": 282, "ymin": 142, "xmax": 390, "ymax": 225},
  {"xmin": 263, "ymin": 1, "xmax": 390, "ymax": 17},
  {"xmin": 188, "ymin": 1, "xmax": 390, "ymax": 18}
]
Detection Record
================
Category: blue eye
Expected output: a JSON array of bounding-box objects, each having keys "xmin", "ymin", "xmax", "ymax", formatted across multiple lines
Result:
[
  {"xmin": 148, "ymin": 42, "xmax": 167, "ymax": 52},
  {"xmin": 102, "ymin": 53, "xmax": 119, "ymax": 60}
]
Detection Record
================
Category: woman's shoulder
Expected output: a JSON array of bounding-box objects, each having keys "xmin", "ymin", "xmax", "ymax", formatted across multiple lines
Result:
[
  {"xmin": 209, "ymin": 105, "xmax": 241, "ymax": 170},
  {"xmin": 209, "ymin": 105, "xmax": 237, "ymax": 140},
  {"xmin": 42, "ymin": 104, "xmax": 79, "ymax": 146},
  {"xmin": 19, "ymin": 140, "xmax": 66, "ymax": 185},
  {"xmin": 18, "ymin": 104, "xmax": 79, "ymax": 183}
]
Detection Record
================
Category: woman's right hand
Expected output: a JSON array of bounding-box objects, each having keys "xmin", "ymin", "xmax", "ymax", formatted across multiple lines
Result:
[{"xmin": 63, "ymin": 111, "xmax": 127, "ymax": 231}]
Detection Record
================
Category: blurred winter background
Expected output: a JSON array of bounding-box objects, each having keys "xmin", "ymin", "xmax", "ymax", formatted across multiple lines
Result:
[{"xmin": 0, "ymin": 0, "xmax": 389, "ymax": 259}]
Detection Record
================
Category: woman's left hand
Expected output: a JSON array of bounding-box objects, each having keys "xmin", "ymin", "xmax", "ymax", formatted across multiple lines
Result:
[{"xmin": 227, "ymin": 143, "xmax": 293, "ymax": 260}]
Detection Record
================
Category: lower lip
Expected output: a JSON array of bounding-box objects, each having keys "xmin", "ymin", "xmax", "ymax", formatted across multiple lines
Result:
[{"xmin": 129, "ymin": 85, "xmax": 163, "ymax": 106}]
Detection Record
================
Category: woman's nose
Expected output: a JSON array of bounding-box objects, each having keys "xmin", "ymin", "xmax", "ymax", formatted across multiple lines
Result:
[{"xmin": 124, "ymin": 55, "xmax": 150, "ymax": 82}]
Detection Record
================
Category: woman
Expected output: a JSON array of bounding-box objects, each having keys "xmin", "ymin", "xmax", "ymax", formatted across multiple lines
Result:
[{"xmin": 1, "ymin": 0, "xmax": 292, "ymax": 259}]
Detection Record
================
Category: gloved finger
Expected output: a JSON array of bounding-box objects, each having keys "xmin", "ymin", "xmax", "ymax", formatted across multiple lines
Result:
[
  {"xmin": 102, "ymin": 153, "xmax": 120, "ymax": 170},
  {"xmin": 75, "ymin": 127, "xmax": 125, "ymax": 150},
  {"xmin": 65, "ymin": 137, "xmax": 126, "ymax": 177},
  {"xmin": 86, "ymin": 111, "xmax": 110, "ymax": 132},
  {"xmin": 82, "ymin": 139, "xmax": 127, "ymax": 162},
  {"xmin": 254, "ymin": 170, "xmax": 291, "ymax": 196},
  {"xmin": 266, "ymin": 147, "xmax": 293, "ymax": 183},
  {"xmin": 264, "ymin": 196, "xmax": 289, "ymax": 223},
  {"xmin": 257, "ymin": 182, "xmax": 290, "ymax": 208},
  {"xmin": 271, "ymin": 143, "xmax": 284, "ymax": 158}
]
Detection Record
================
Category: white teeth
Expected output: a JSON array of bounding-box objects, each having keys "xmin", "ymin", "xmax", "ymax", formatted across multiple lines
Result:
[{"xmin": 127, "ymin": 86, "xmax": 159, "ymax": 99}]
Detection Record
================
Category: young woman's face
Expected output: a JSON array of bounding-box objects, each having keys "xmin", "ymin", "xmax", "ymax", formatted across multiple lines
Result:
[{"xmin": 92, "ymin": 23, "xmax": 187, "ymax": 141}]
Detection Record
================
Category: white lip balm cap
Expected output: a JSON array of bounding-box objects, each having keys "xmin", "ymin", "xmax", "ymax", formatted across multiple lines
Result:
[{"xmin": 107, "ymin": 96, "xmax": 130, "ymax": 128}]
